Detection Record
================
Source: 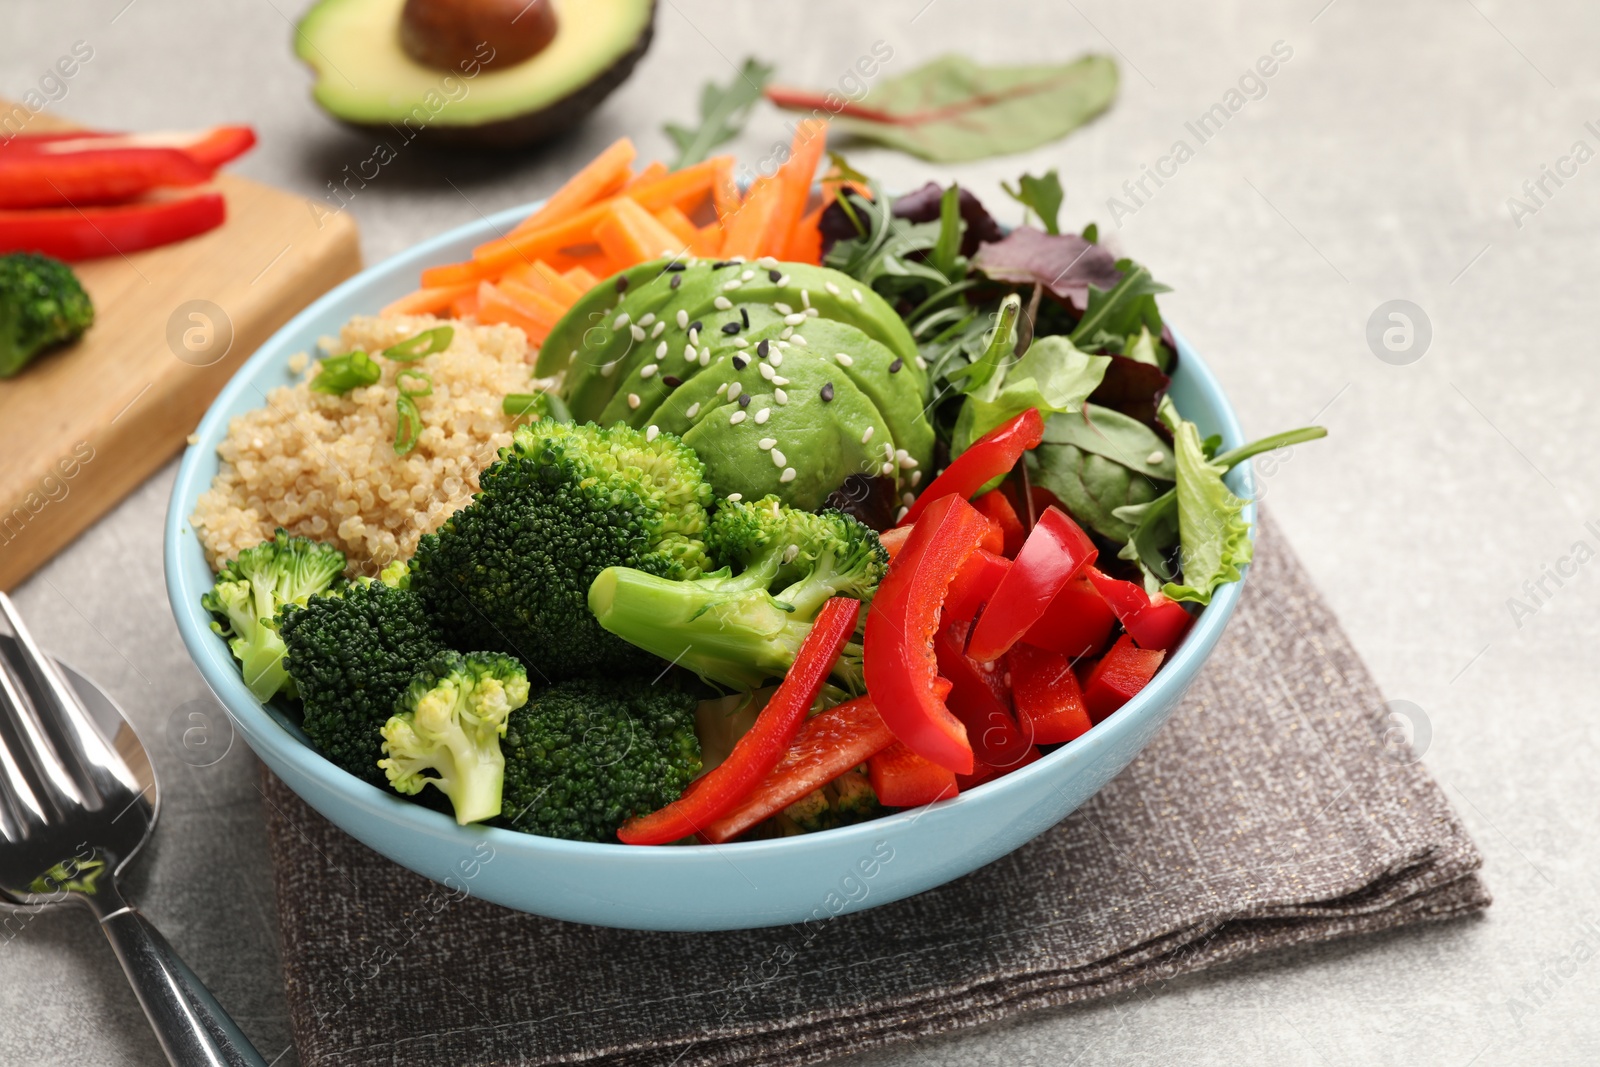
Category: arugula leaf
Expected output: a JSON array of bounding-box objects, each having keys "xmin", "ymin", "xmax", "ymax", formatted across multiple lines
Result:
[
  {"xmin": 665, "ymin": 58, "xmax": 775, "ymax": 169},
  {"xmin": 1002, "ymin": 170, "xmax": 1064, "ymax": 234},
  {"xmin": 930, "ymin": 185, "xmax": 963, "ymax": 277},
  {"xmin": 771, "ymin": 54, "xmax": 1118, "ymax": 163},
  {"xmin": 823, "ymin": 187, "xmax": 955, "ymax": 302},
  {"xmin": 953, "ymin": 335, "xmax": 1109, "ymax": 454},
  {"xmin": 1069, "ymin": 259, "xmax": 1170, "ymax": 352}
]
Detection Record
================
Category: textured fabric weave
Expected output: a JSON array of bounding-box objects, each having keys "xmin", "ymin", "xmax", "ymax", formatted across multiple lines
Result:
[{"xmin": 261, "ymin": 512, "xmax": 1487, "ymax": 1066}]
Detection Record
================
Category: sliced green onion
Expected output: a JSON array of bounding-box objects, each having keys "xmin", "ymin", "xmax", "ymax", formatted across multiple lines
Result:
[
  {"xmin": 310, "ymin": 351, "xmax": 381, "ymax": 395},
  {"xmin": 396, "ymin": 368, "xmax": 434, "ymax": 398},
  {"xmin": 394, "ymin": 394, "xmax": 423, "ymax": 456},
  {"xmin": 382, "ymin": 325, "xmax": 454, "ymax": 362}
]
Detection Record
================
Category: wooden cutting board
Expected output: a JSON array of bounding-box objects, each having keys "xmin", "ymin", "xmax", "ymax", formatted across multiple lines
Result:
[{"xmin": 0, "ymin": 107, "xmax": 361, "ymax": 591}]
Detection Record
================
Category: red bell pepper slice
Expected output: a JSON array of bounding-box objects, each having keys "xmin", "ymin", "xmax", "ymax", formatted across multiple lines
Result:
[
  {"xmin": 0, "ymin": 193, "xmax": 226, "ymax": 261},
  {"xmin": 1083, "ymin": 635, "xmax": 1165, "ymax": 722},
  {"xmin": 878, "ymin": 525, "xmax": 911, "ymax": 560},
  {"xmin": 868, "ymin": 741, "xmax": 958, "ymax": 807},
  {"xmin": 1008, "ymin": 643, "xmax": 1093, "ymax": 744},
  {"xmin": 1083, "ymin": 566, "xmax": 1195, "ymax": 652},
  {"xmin": 863, "ymin": 493, "xmax": 989, "ymax": 774},
  {"xmin": 1002, "ymin": 481, "xmax": 1064, "ymax": 522},
  {"xmin": 942, "ymin": 548, "xmax": 1010, "ymax": 624},
  {"xmin": 0, "ymin": 147, "xmax": 212, "ymax": 209},
  {"xmin": 973, "ymin": 490, "xmax": 1025, "ymax": 557},
  {"xmin": 698, "ymin": 696, "xmax": 896, "ymax": 844},
  {"xmin": 619, "ymin": 596, "xmax": 861, "ymax": 845},
  {"xmin": 955, "ymin": 744, "xmax": 1041, "ymax": 792},
  {"xmin": 934, "ymin": 620, "xmax": 1035, "ymax": 770},
  {"xmin": 898, "ymin": 408, "xmax": 1045, "ymax": 527},
  {"xmin": 1, "ymin": 126, "xmax": 258, "ymax": 170},
  {"xmin": 966, "ymin": 506, "xmax": 1098, "ymax": 664},
  {"xmin": 1021, "ymin": 575, "xmax": 1116, "ymax": 658}
]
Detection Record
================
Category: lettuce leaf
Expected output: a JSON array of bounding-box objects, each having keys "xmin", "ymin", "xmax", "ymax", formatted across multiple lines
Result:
[
  {"xmin": 1155, "ymin": 397, "xmax": 1253, "ymax": 605},
  {"xmin": 953, "ymin": 335, "xmax": 1109, "ymax": 455}
]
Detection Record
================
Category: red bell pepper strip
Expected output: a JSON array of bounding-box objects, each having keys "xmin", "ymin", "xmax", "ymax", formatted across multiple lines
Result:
[
  {"xmin": 1021, "ymin": 575, "xmax": 1116, "ymax": 658},
  {"xmin": 868, "ymin": 741, "xmax": 958, "ymax": 807},
  {"xmin": 934, "ymin": 620, "xmax": 1036, "ymax": 770},
  {"xmin": 0, "ymin": 193, "xmax": 226, "ymax": 260},
  {"xmin": 973, "ymin": 490, "xmax": 1025, "ymax": 557},
  {"xmin": 1083, "ymin": 635, "xmax": 1165, "ymax": 722},
  {"xmin": 0, "ymin": 147, "xmax": 213, "ymax": 209},
  {"xmin": 1008, "ymin": 643, "xmax": 1094, "ymax": 744},
  {"xmin": 1002, "ymin": 481, "xmax": 1064, "ymax": 522},
  {"xmin": 898, "ymin": 408, "xmax": 1045, "ymax": 527},
  {"xmin": 1, "ymin": 126, "xmax": 258, "ymax": 170},
  {"xmin": 879, "ymin": 525, "xmax": 911, "ymax": 560},
  {"xmin": 966, "ymin": 506, "xmax": 1098, "ymax": 664},
  {"xmin": 955, "ymin": 744, "xmax": 1041, "ymax": 792},
  {"xmin": 1083, "ymin": 565, "xmax": 1195, "ymax": 652},
  {"xmin": 619, "ymin": 596, "xmax": 861, "ymax": 845},
  {"xmin": 942, "ymin": 548, "xmax": 1010, "ymax": 624},
  {"xmin": 698, "ymin": 696, "xmax": 896, "ymax": 844},
  {"xmin": 863, "ymin": 493, "xmax": 989, "ymax": 774}
]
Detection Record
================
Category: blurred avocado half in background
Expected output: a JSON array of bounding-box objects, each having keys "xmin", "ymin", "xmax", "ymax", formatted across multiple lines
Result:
[{"xmin": 296, "ymin": 0, "xmax": 656, "ymax": 149}]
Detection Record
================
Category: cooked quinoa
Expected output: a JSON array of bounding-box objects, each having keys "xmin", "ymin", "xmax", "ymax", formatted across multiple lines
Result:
[{"xmin": 192, "ymin": 315, "xmax": 540, "ymax": 575}]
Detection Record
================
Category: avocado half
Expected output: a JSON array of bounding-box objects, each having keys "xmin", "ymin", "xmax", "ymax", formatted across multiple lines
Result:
[{"xmin": 295, "ymin": 0, "xmax": 656, "ymax": 149}]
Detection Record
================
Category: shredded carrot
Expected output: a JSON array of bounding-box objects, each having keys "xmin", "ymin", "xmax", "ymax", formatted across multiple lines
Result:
[
  {"xmin": 781, "ymin": 205, "xmax": 825, "ymax": 265},
  {"xmin": 765, "ymin": 120, "xmax": 828, "ymax": 258},
  {"xmin": 508, "ymin": 137, "xmax": 636, "ymax": 237},
  {"xmin": 712, "ymin": 157, "xmax": 742, "ymax": 224},
  {"xmin": 381, "ymin": 282, "xmax": 477, "ymax": 317},
  {"xmin": 719, "ymin": 177, "xmax": 782, "ymax": 259}
]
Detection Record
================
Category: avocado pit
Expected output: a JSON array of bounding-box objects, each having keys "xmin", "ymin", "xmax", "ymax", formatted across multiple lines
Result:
[{"xmin": 399, "ymin": 0, "xmax": 558, "ymax": 71}]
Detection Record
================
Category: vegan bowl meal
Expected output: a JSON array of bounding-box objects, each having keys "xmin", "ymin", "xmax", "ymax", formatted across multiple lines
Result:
[{"xmin": 187, "ymin": 123, "xmax": 1323, "ymax": 852}]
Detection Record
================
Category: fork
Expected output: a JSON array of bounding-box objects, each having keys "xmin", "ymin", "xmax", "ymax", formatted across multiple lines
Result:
[{"xmin": 0, "ymin": 591, "xmax": 267, "ymax": 1066}]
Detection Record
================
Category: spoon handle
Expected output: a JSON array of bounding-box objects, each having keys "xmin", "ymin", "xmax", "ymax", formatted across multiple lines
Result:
[{"xmin": 87, "ymin": 882, "xmax": 268, "ymax": 1067}]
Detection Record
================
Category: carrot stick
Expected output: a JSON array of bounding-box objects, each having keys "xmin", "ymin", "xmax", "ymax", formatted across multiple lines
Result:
[
  {"xmin": 622, "ymin": 160, "xmax": 669, "ymax": 191},
  {"xmin": 781, "ymin": 204, "xmax": 824, "ymax": 265},
  {"xmin": 507, "ymin": 137, "xmax": 636, "ymax": 238},
  {"xmin": 627, "ymin": 156, "xmax": 729, "ymax": 213},
  {"xmin": 477, "ymin": 281, "xmax": 558, "ymax": 342},
  {"xmin": 471, "ymin": 200, "xmax": 615, "ymax": 275},
  {"xmin": 451, "ymin": 291, "xmax": 480, "ymax": 318},
  {"xmin": 765, "ymin": 120, "xmax": 828, "ymax": 257},
  {"xmin": 655, "ymin": 204, "xmax": 723, "ymax": 257},
  {"xmin": 529, "ymin": 260, "xmax": 584, "ymax": 305},
  {"xmin": 562, "ymin": 265, "xmax": 600, "ymax": 292},
  {"xmin": 596, "ymin": 198, "xmax": 689, "ymax": 266},
  {"xmin": 420, "ymin": 260, "xmax": 491, "ymax": 288},
  {"xmin": 381, "ymin": 282, "xmax": 477, "ymax": 317},
  {"xmin": 719, "ymin": 177, "xmax": 782, "ymax": 259},
  {"xmin": 496, "ymin": 278, "xmax": 568, "ymax": 326},
  {"xmin": 712, "ymin": 157, "xmax": 742, "ymax": 223}
]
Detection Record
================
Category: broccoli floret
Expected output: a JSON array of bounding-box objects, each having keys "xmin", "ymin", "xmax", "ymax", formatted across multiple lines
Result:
[
  {"xmin": 377, "ymin": 559, "xmax": 412, "ymax": 589},
  {"xmin": 784, "ymin": 769, "xmax": 883, "ymax": 833},
  {"xmin": 0, "ymin": 253, "xmax": 93, "ymax": 378},
  {"xmin": 378, "ymin": 652, "xmax": 530, "ymax": 824},
  {"xmin": 588, "ymin": 495, "xmax": 887, "ymax": 691},
  {"xmin": 498, "ymin": 678, "xmax": 701, "ymax": 842},
  {"xmin": 411, "ymin": 420, "xmax": 715, "ymax": 680},
  {"xmin": 280, "ymin": 578, "xmax": 448, "ymax": 786},
  {"xmin": 201, "ymin": 529, "xmax": 346, "ymax": 702}
]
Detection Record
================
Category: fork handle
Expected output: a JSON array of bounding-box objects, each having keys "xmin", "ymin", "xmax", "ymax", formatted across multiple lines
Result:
[{"xmin": 90, "ymin": 894, "xmax": 268, "ymax": 1066}]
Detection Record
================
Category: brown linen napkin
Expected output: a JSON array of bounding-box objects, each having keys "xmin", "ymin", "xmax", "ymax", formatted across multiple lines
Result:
[{"xmin": 260, "ymin": 511, "xmax": 1488, "ymax": 1067}]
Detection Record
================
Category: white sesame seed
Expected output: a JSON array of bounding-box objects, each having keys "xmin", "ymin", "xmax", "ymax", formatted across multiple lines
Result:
[
  {"xmin": 730, "ymin": 255, "xmax": 746, "ymax": 264},
  {"xmin": 896, "ymin": 506, "xmax": 909, "ymax": 522},
  {"xmin": 651, "ymin": 320, "xmax": 667, "ymax": 338},
  {"xmin": 726, "ymin": 492, "xmax": 743, "ymax": 502},
  {"xmin": 676, "ymin": 309, "xmax": 689, "ymax": 329},
  {"xmin": 732, "ymin": 337, "xmax": 749, "ymax": 348},
  {"xmin": 741, "ymin": 269, "xmax": 755, "ymax": 281},
  {"xmin": 726, "ymin": 382, "xmax": 742, "ymax": 400},
  {"xmin": 758, "ymin": 256, "xmax": 779, "ymax": 267},
  {"xmin": 730, "ymin": 410, "xmax": 746, "ymax": 425},
  {"xmin": 895, "ymin": 448, "xmax": 908, "ymax": 462},
  {"xmin": 646, "ymin": 425, "xmax": 660, "ymax": 442},
  {"xmin": 852, "ymin": 288, "xmax": 864, "ymax": 303},
  {"xmin": 861, "ymin": 426, "xmax": 874, "ymax": 444},
  {"xmin": 656, "ymin": 340, "xmax": 668, "ymax": 359},
  {"xmin": 630, "ymin": 324, "xmax": 646, "ymax": 342},
  {"xmin": 714, "ymin": 296, "xmax": 733, "ymax": 310},
  {"xmin": 781, "ymin": 467, "xmax": 797, "ymax": 483},
  {"xmin": 782, "ymin": 543, "xmax": 800, "ymax": 564},
  {"xmin": 755, "ymin": 407, "xmax": 771, "ymax": 423},
  {"xmin": 640, "ymin": 364, "xmax": 658, "ymax": 378},
  {"xmin": 699, "ymin": 348, "xmax": 712, "ymax": 366},
  {"xmin": 723, "ymin": 279, "xmax": 742, "ymax": 291},
  {"xmin": 688, "ymin": 328, "xmax": 700, "ymax": 345},
  {"xmin": 805, "ymin": 307, "xmax": 819, "ymax": 318},
  {"xmin": 898, "ymin": 452, "xmax": 918, "ymax": 470},
  {"xmin": 774, "ymin": 302, "xmax": 793, "ymax": 315},
  {"xmin": 716, "ymin": 382, "xmax": 728, "ymax": 395},
  {"xmin": 684, "ymin": 344, "xmax": 697, "ymax": 361},
  {"xmin": 910, "ymin": 470, "xmax": 923, "ymax": 486},
  {"xmin": 882, "ymin": 462, "xmax": 895, "ymax": 476},
  {"xmin": 902, "ymin": 492, "xmax": 916, "ymax": 506},
  {"xmin": 774, "ymin": 388, "xmax": 788, "ymax": 404},
  {"xmin": 777, "ymin": 274, "xmax": 790, "ymax": 286},
  {"xmin": 627, "ymin": 393, "xmax": 641, "ymax": 409},
  {"xmin": 790, "ymin": 334, "xmax": 807, "ymax": 347},
  {"xmin": 601, "ymin": 360, "xmax": 619, "ymax": 377},
  {"xmin": 759, "ymin": 362, "xmax": 775, "ymax": 380},
  {"xmin": 783, "ymin": 312, "xmax": 806, "ymax": 326},
  {"xmin": 915, "ymin": 356, "xmax": 928, "ymax": 370},
  {"xmin": 613, "ymin": 312, "xmax": 631, "ymax": 329},
  {"xmin": 687, "ymin": 402, "xmax": 701, "ymax": 417},
  {"xmin": 772, "ymin": 375, "xmax": 790, "ymax": 386},
  {"xmin": 884, "ymin": 443, "xmax": 895, "ymax": 459},
  {"xmin": 1146, "ymin": 450, "xmax": 1166, "ymax": 464},
  {"xmin": 780, "ymin": 327, "xmax": 794, "ymax": 340},
  {"xmin": 769, "ymin": 352, "xmax": 784, "ymax": 367},
  {"xmin": 825, "ymin": 281, "xmax": 841, "ymax": 296},
  {"xmin": 801, "ymin": 289, "xmax": 811, "ymax": 309},
  {"xmin": 771, "ymin": 448, "xmax": 786, "ymax": 466},
  {"xmin": 758, "ymin": 437, "xmax": 777, "ymax": 449},
  {"xmin": 835, "ymin": 352, "xmax": 854, "ymax": 367},
  {"xmin": 638, "ymin": 312, "xmax": 656, "ymax": 327}
]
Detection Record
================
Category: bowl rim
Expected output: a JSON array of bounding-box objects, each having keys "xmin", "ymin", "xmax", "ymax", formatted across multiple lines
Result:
[{"xmin": 164, "ymin": 200, "xmax": 1254, "ymax": 866}]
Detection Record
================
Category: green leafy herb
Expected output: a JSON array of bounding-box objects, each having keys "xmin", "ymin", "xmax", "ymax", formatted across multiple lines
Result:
[
  {"xmin": 1002, "ymin": 170, "xmax": 1064, "ymax": 234},
  {"xmin": 1030, "ymin": 442, "xmax": 1169, "ymax": 542},
  {"xmin": 930, "ymin": 184, "xmax": 964, "ymax": 277},
  {"xmin": 1081, "ymin": 222, "xmax": 1099, "ymax": 243},
  {"xmin": 382, "ymin": 325, "xmax": 453, "ymax": 362},
  {"xmin": 665, "ymin": 58, "xmax": 775, "ymax": 170},
  {"xmin": 1042, "ymin": 403, "xmax": 1174, "ymax": 481},
  {"xmin": 1069, "ymin": 259, "xmax": 1170, "ymax": 353},
  {"xmin": 503, "ymin": 391, "xmax": 573, "ymax": 422},
  {"xmin": 1156, "ymin": 397, "xmax": 1252, "ymax": 605},
  {"xmin": 822, "ymin": 186, "xmax": 954, "ymax": 301},
  {"xmin": 310, "ymin": 351, "xmax": 381, "ymax": 395},
  {"xmin": 771, "ymin": 54, "xmax": 1118, "ymax": 163},
  {"xmin": 952, "ymin": 329, "xmax": 1110, "ymax": 454}
]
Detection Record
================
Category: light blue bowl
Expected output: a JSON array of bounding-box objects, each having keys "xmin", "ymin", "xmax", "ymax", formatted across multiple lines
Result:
[{"xmin": 164, "ymin": 204, "xmax": 1254, "ymax": 931}]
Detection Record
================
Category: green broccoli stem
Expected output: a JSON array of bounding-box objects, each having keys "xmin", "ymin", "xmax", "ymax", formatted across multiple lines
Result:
[{"xmin": 441, "ymin": 745, "xmax": 506, "ymax": 825}]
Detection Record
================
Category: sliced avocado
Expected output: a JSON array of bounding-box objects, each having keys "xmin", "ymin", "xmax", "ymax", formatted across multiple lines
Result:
[{"xmin": 296, "ymin": 0, "xmax": 656, "ymax": 148}]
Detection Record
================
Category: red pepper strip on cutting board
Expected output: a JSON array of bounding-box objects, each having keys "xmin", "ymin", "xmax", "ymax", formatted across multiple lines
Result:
[
  {"xmin": 898, "ymin": 408, "xmax": 1044, "ymax": 527},
  {"xmin": 0, "ymin": 146, "xmax": 212, "ymax": 209},
  {"xmin": 864, "ymin": 493, "xmax": 990, "ymax": 774},
  {"xmin": 1, "ymin": 126, "xmax": 258, "ymax": 171},
  {"xmin": 698, "ymin": 696, "xmax": 896, "ymax": 844},
  {"xmin": 967, "ymin": 506, "xmax": 1097, "ymax": 664},
  {"xmin": 618, "ymin": 596, "xmax": 860, "ymax": 845},
  {"xmin": 0, "ymin": 193, "xmax": 226, "ymax": 260}
]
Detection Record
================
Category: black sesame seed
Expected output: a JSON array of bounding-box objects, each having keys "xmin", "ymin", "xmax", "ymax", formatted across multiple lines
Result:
[
  {"xmin": 740, "ymin": 308, "xmax": 750, "ymax": 329},
  {"xmin": 820, "ymin": 382, "xmax": 835, "ymax": 402},
  {"xmin": 756, "ymin": 339, "xmax": 770, "ymax": 358},
  {"xmin": 768, "ymin": 269, "xmax": 782, "ymax": 283},
  {"xmin": 732, "ymin": 356, "xmax": 748, "ymax": 370},
  {"xmin": 664, "ymin": 262, "xmax": 687, "ymax": 272},
  {"xmin": 888, "ymin": 358, "xmax": 904, "ymax": 374},
  {"xmin": 689, "ymin": 320, "xmax": 702, "ymax": 332},
  {"xmin": 739, "ymin": 394, "xmax": 751, "ymax": 408},
  {"xmin": 721, "ymin": 322, "xmax": 741, "ymax": 335},
  {"xmin": 711, "ymin": 260, "xmax": 734, "ymax": 270},
  {"xmin": 670, "ymin": 274, "xmax": 682, "ymax": 289},
  {"xmin": 615, "ymin": 276, "xmax": 629, "ymax": 292},
  {"xmin": 662, "ymin": 375, "xmax": 682, "ymax": 387}
]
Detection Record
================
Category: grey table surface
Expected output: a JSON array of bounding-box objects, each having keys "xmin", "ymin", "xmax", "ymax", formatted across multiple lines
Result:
[{"xmin": 3, "ymin": 0, "xmax": 1596, "ymax": 1063}]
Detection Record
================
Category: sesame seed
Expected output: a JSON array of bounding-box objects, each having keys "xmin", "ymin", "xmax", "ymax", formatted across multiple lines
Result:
[
  {"xmin": 820, "ymin": 382, "xmax": 835, "ymax": 402},
  {"xmin": 676, "ymin": 310, "xmax": 689, "ymax": 328},
  {"xmin": 716, "ymin": 383, "xmax": 728, "ymax": 395},
  {"xmin": 656, "ymin": 340, "xmax": 668, "ymax": 359},
  {"xmin": 732, "ymin": 337, "xmax": 749, "ymax": 348},
  {"xmin": 768, "ymin": 269, "xmax": 782, "ymax": 283},
  {"xmin": 774, "ymin": 303, "xmax": 793, "ymax": 315},
  {"xmin": 711, "ymin": 259, "xmax": 734, "ymax": 270},
  {"xmin": 723, "ymin": 279, "xmax": 742, "ymax": 291},
  {"xmin": 646, "ymin": 425, "xmax": 660, "ymax": 442},
  {"xmin": 780, "ymin": 327, "xmax": 794, "ymax": 340},
  {"xmin": 774, "ymin": 388, "xmax": 788, "ymax": 404},
  {"xmin": 896, "ymin": 506, "xmax": 909, "ymax": 521},
  {"xmin": 670, "ymin": 275, "xmax": 682, "ymax": 290},
  {"xmin": 741, "ymin": 307, "xmax": 751, "ymax": 329},
  {"xmin": 898, "ymin": 452, "xmax": 917, "ymax": 470},
  {"xmin": 915, "ymin": 356, "xmax": 928, "ymax": 370},
  {"xmin": 771, "ymin": 449, "xmax": 787, "ymax": 467},
  {"xmin": 687, "ymin": 402, "xmax": 701, "ymax": 417},
  {"xmin": 726, "ymin": 493, "xmax": 743, "ymax": 502},
  {"xmin": 835, "ymin": 352, "xmax": 854, "ymax": 367},
  {"xmin": 627, "ymin": 393, "xmax": 641, "ymax": 409},
  {"xmin": 714, "ymin": 296, "xmax": 733, "ymax": 310},
  {"xmin": 882, "ymin": 462, "xmax": 895, "ymax": 476},
  {"xmin": 641, "ymin": 364, "xmax": 658, "ymax": 378},
  {"xmin": 630, "ymin": 324, "xmax": 646, "ymax": 342},
  {"xmin": 651, "ymin": 320, "xmax": 666, "ymax": 338},
  {"xmin": 699, "ymin": 348, "xmax": 711, "ymax": 366},
  {"xmin": 721, "ymin": 322, "xmax": 741, "ymax": 335},
  {"xmin": 730, "ymin": 255, "xmax": 746, "ymax": 264},
  {"xmin": 664, "ymin": 262, "xmax": 687, "ymax": 272},
  {"xmin": 755, "ymin": 407, "xmax": 771, "ymax": 423},
  {"xmin": 825, "ymin": 281, "xmax": 841, "ymax": 296},
  {"xmin": 1147, "ymin": 450, "xmax": 1166, "ymax": 464},
  {"xmin": 685, "ymin": 344, "xmax": 698, "ymax": 361},
  {"xmin": 733, "ymin": 356, "xmax": 748, "ymax": 370},
  {"xmin": 801, "ymin": 289, "xmax": 811, "ymax": 309},
  {"xmin": 759, "ymin": 436, "xmax": 777, "ymax": 449},
  {"xmin": 888, "ymin": 358, "xmax": 904, "ymax": 374},
  {"xmin": 781, "ymin": 467, "xmax": 796, "ymax": 483},
  {"xmin": 790, "ymin": 334, "xmax": 808, "ymax": 347},
  {"xmin": 638, "ymin": 312, "xmax": 656, "ymax": 327},
  {"xmin": 616, "ymin": 276, "xmax": 629, "ymax": 292},
  {"xmin": 782, "ymin": 543, "xmax": 799, "ymax": 564},
  {"xmin": 777, "ymin": 273, "xmax": 791, "ymax": 286},
  {"xmin": 783, "ymin": 312, "xmax": 806, "ymax": 326},
  {"xmin": 601, "ymin": 360, "xmax": 619, "ymax": 377},
  {"xmin": 805, "ymin": 307, "xmax": 819, "ymax": 317},
  {"xmin": 756, "ymin": 340, "xmax": 770, "ymax": 358},
  {"xmin": 903, "ymin": 492, "xmax": 916, "ymax": 506},
  {"xmin": 772, "ymin": 375, "xmax": 790, "ymax": 386},
  {"xmin": 663, "ymin": 375, "xmax": 682, "ymax": 387},
  {"xmin": 759, "ymin": 256, "xmax": 779, "ymax": 267},
  {"xmin": 613, "ymin": 312, "xmax": 631, "ymax": 329},
  {"xmin": 861, "ymin": 426, "xmax": 874, "ymax": 444},
  {"xmin": 730, "ymin": 410, "xmax": 746, "ymax": 425},
  {"xmin": 741, "ymin": 269, "xmax": 755, "ymax": 281},
  {"xmin": 727, "ymin": 381, "xmax": 742, "ymax": 400},
  {"xmin": 689, "ymin": 328, "xmax": 700, "ymax": 345},
  {"xmin": 690, "ymin": 319, "xmax": 702, "ymax": 332},
  {"xmin": 910, "ymin": 470, "xmax": 922, "ymax": 486},
  {"xmin": 759, "ymin": 362, "xmax": 775, "ymax": 380},
  {"xmin": 769, "ymin": 352, "xmax": 784, "ymax": 367},
  {"xmin": 739, "ymin": 394, "xmax": 751, "ymax": 407},
  {"xmin": 852, "ymin": 288, "xmax": 864, "ymax": 303}
]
